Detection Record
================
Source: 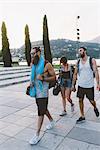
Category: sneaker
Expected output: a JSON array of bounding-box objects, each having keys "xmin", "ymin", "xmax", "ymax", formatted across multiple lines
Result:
[
  {"xmin": 71, "ymin": 103, "xmax": 74, "ymax": 112},
  {"xmin": 29, "ymin": 134, "xmax": 40, "ymax": 145},
  {"xmin": 76, "ymin": 117, "xmax": 86, "ymax": 124},
  {"xmin": 46, "ymin": 120, "xmax": 55, "ymax": 130},
  {"xmin": 59, "ymin": 111, "xmax": 67, "ymax": 116},
  {"xmin": 94, "ymin": 107, "xmax": 99, "ymax": 117}
]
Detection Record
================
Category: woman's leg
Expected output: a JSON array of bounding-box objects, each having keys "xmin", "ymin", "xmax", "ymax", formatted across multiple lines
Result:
[
  {"xmin": 61, "ymin": 87, "xmax": 66, "ymax": 112},
  {"xmin": 65, "ymin": 88, "xmax": 73, "ymax": 104},
  {"xmin": 65, "ymin": 88, "xmax": 74, "ymax": 112}
]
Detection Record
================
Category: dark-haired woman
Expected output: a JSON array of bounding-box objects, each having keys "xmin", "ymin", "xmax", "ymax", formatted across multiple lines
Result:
[{"xmin": 59, "ymin": 57, "xmax": 74, "ymax": 116}]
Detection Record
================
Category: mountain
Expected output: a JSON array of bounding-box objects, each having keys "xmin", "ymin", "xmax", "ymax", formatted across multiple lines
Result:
[
  {"xmin": 11, "ymin": 39, "xmax": 100, "ymax": 60},
  {"xmin": 88, "ymin": 36, "xmax": 100, "ymax": 44}
]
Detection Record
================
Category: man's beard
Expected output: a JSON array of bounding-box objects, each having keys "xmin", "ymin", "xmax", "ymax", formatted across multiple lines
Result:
[
  {"xmin": 80, "ymin": 52, "xmax": 85, "ymax": 58},
  {"xmin": 33, "ymin": 55, "xmax": 39, "ymax": 65}
]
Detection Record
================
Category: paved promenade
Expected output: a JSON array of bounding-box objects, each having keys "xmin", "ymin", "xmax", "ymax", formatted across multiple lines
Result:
[{"xmin": 0, "ymin": 81, "xmax": 100, "ymax": 150}]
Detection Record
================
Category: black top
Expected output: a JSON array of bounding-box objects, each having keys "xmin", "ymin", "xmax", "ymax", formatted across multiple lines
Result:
[{"xmin": 60, "ymin": 71, "xmax": 70, "ymax": 79}]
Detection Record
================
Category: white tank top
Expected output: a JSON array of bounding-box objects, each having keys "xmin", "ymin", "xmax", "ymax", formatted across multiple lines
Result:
[{"xmin": 78, "ymin": 57, "xmax": 94, "ymax": 88}]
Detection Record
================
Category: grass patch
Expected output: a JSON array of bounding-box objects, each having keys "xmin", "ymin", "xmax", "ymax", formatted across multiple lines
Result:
[{"xmin": 53, "ymin": 64, "xmax": 60, "ymax": 69}]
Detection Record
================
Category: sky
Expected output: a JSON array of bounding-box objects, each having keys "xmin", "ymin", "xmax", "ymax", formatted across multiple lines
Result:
[{"xmin": 0, "ymin": 0, "xmax": 100, "ymax": 49}]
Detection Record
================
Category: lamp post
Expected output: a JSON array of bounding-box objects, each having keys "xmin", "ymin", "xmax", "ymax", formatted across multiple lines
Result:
[{"xmin": 76, "ymin": 16, "xmax": 80, "ymax": 59}]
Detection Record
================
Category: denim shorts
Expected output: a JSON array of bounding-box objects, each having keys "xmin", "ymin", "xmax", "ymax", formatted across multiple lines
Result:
[{"xmin": 60, "ymin": 78, "xmax": 72, "ymax": 88}]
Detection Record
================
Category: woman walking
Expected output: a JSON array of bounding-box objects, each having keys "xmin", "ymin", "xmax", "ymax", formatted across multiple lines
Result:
[{"xmin": 59, "ymin": 56, "xmax": 75, "ymax": 116}]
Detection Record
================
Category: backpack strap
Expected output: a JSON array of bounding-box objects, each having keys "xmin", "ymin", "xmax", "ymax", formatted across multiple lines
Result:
[
  {"xmin": 89, "ymin": 57, "xmax": 95, "ymax": 77},
  {"xmin": 77, "ymin": 59, "xmax": 80, "ymax": 74},
  {"xmin": 89, "ymin": 57, "xmax": 93, "ymax": 71},
  {"xmin": 44, "ymin": 60, "xmax": 49, "ymax": 66},
  {"xmin": 77, "ymin": 57, "xmax": 93, "ymax": 72},
  {"xmin": 70, "ymin": 65, "xmax": 75, "ymax": 80}
]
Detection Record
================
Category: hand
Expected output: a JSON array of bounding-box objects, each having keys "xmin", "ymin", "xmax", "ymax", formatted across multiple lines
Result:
[
  {"xmin": 97, "ymin": 84, "xmax": 100, "ymax": 91},
  {"xmin": 71, "ymin": 85, "xmax": 76, "ymax": 92},
  {"xmin": 37, "ymin": 75, "xmax": 44, "ymax": 81}
]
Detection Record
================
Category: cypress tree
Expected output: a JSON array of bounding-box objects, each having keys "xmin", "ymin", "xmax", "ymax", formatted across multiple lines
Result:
[
  {"xmin": 1, "ymin": 21, "xmax": 12, "ymax": 67},
  {"xmin": 25, "ymin": 24, "xmax": 31, "ymax": 66},
  {"xmin": 43, "ymin": 15, "xmax": 52, "ymax": 64},
  {"xmin": 0, "ymin": 50, "xmax": 2, "ymax": 58}
]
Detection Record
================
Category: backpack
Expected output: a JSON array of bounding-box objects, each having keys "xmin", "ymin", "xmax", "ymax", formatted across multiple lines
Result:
[{"xmin": 77, "ymin": 57, "xmax": 95, "ymax": 77}]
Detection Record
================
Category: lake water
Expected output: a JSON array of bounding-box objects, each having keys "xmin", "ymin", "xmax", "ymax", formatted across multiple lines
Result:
[{"xmin": 53, "ymin": 59, "xmax": 100, "ymax": 67}]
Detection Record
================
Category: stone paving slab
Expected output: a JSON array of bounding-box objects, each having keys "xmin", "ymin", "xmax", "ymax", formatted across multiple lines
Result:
[
  {"xmin": 56, "ymin": 137, "xmax": 89, "ymax": 150},
  {"xmin": 0, "ymin": 81, "xmax": 100, "ymax": 150},
  {"xmin": 0, "ymin": 114, "xmax": 25, "ymax": 124},
  {"xmin": 0, "ymin": 138, "xmax": 48, "ymax": 150},
  {"xmin": 56, "ymin": 137, "xmax": 100, "ymax": 150},
  {"xmin": 88, "ymin": 145, "xmax": 100, "ymax": 150},
  {"xmin": 0, "ymin": 134, "xmax": 10, "ymax": 145},
  {"xmin": 0, "ymin": 121, "xmax": 12, "ymax": 130},
  {"xmin": 46, "ymin": 118, "xmax": 76, "ymax": 137},
  {"xmin": 38, "ymin": 132, "xmax": 64, "ymax": 150},
  {"xmin": 0, "ymin": 106, "xmax": 19, "ymax": 119},
  {"xmin": 3, "ymin": 100, "xmax": 31, "ymax": 109},
  {"xmin": 85, "ymin": 107, "xmax": 100, "ymax": 123},
  {"xmin": 13, "ymin": 116, "xmax": 35, "ymax": 127},
  {"xmin": 0, "ymin": 124, "xmax": 25, "ymax": 137},
  {"xmin": 76, "ymin": 120, "xmax": 100, "ymax": 132},
  {"xmin": 14, "ymin": 128, "xmax": 44, "ymax": 143},
  {"xmin": 0, "ymin": 97, "xmax": 16, "ymax": 105},
  {"xmin": 14, "ymin": 109, "xmax": 36, "ymax": 118},
  {"xmin": 67, "ymin": 127, "xmax": 100, "ymax": 146}
]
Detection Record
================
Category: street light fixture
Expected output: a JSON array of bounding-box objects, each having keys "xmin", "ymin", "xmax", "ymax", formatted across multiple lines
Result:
[{"xmin": 76, "ymin": 16, "xmax": 80, "ymax": 59}]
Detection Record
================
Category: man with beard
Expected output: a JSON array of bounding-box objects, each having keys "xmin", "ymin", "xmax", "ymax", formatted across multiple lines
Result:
[
  {"xmin": 72, "ymin": 47, "xmax": 100, "ymax": 124},
  {"xmin": 29, "ymin": 47, "xmax": 56, "ymax": 145}
]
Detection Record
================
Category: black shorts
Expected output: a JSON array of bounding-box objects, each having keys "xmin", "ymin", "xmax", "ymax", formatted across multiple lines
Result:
[
  {"xmin": 77, "ymin": 86, "xmax": 94, "ymax": 100},
  {"xmin": 36, "ymin": 97, "xmax": 48, "ymax": 116}
]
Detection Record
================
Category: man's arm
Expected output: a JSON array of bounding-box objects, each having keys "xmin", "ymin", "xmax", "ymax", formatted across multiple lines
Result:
[
  {"xmin": 92, "ymin": 58, "xmax": 100, "ymax": 89},
  {"xmin": 43, "ymin": 63, "xmax": 56, "ymax": 82},
  {"xmin": 37, "ymin": 63, "xmax": 56, "ymax": 82},
  {"xmin": 72, "ymin": 65, "xmax": 78, "ymax": 91}
]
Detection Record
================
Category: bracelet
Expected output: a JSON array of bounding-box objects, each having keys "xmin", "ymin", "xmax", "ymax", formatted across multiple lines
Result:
[
  {"xmin": 43, "ymin": 77, "xmax": 48, "ymax": 82},
  {"xmin": 42, "ymin": 76, "xmax": 44, "ymax": 81}
]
